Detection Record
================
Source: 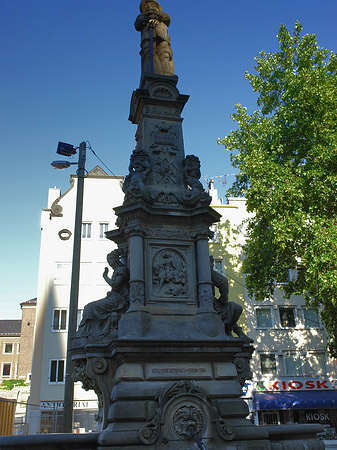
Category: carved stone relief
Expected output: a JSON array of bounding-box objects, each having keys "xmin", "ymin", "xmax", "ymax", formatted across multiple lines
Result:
[
  {"xmin": 152, "ymin": 249, "xmax": 188, "ymax": 297},
  {"xmin": 198, "ymin": 284, "xmax": 214, "ymax": 309},
  {"xmin": 233, "ymin": 355, "xmax": 253, "ymax": 387},
  {"xmin": 150, "ymin": 122, "xmax": 178, "ymax": 155},
  {"xmin": 172, "ymin": 403, "xmax": 205, "ymax": 439},
  {"xmin": 143, "ymin": 105, "xmax": 180, "ymax": 117},
  {"xmin": 147, "ymin": 228, "xmax": 190, "ymax": 240},
  {"xmin": 130, "ymin": 281, "xmax": 145, "ymax": 306},
  {"xmin": 152, "ymin": 157, "xmax": 178, "ymax": 186},
  {"xmin": 138, "ymin": 381, "xmax": 236, "ymax": 445}
]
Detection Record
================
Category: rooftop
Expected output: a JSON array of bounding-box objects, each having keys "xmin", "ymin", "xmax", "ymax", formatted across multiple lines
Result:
[{"xmin": 0, "ymin": 320, "xmax": 21, "ymax": 336}]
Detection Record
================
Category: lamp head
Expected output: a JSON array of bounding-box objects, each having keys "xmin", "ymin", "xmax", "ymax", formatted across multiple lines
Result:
[
  {"xmin": 51, "ymin": 160, "xmax": 72, "ymax": 170},
  {"xmin": 57, "ymin": 141, "xmax": 77, "ymax": 157}
]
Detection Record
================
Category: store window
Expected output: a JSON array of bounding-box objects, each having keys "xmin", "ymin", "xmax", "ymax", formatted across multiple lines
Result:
[
  {"xmin": 284, "ymin": 352, "xmax": 303, "ymax": 376},
  {"xmin": 3, "ymin": 343, "xmax": 14, "ymax": 354},
  {"xmin": 260, "ymin": 354, "xmax": 277, "ymax": 375},
  {"xmin": 303, "ymin": 308, "xmax": 321, "ymax": 328},
  {"xmin": 52, "ymin": 309, "xmax": 67, "ymax": 331},
  {"xmin": 279, "ymin": 307, "xmax": 296, "ymax": 328},
  {"xmin": 256, "ymin": 307, "xmax": 273, "ymax": 328},
  {"xmin": 307, "ymin": 353, "xmax": 327, "ymax": 375},
  {"xmin": 49, "ymin": 359, "xmax": 65, "ymax": 384}
]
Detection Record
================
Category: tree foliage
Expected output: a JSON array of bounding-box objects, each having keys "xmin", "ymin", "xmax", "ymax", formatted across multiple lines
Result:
[
  {"xmin": 0, "ymin": 379, "xmax": 28, "ymax": 390},
  {"xmin": 218, "ymin": 22, "xmax": 337, "ymax": 355}
]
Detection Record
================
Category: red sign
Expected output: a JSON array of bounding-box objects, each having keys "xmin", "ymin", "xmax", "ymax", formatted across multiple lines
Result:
[{"xmin": 255, "ymin": 378, "xmax": 335, "ymax": 392}]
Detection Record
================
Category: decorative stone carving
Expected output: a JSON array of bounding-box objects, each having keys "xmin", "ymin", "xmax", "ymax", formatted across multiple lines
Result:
[
  {"xmin": 152, "ymin": 249, "xmax": 188, "ymax": 297},
  {"xmin": 151, "ymin": 86, "xmax": 174, "ymax": 99},
  {"xmin": 124, "ymin": 224, "xmax": 148, "ymax": 237},
  {"xmin": 173, "ymin": 404, "xmax": 204, "ymax": 439},
  {"xmin": 210, "ymin": 256, "xmax": 253, "ymax": 342},
  {"xmin": 233, "ymin": 355, "xmax": 253, "ymax": 387},
  {"xmin": 216, "ymin": 417, "xmax": 236, "ymax": 441},
  {"xmin": 58, "ymin": 229, "xmax": 72, "ymax": 240},
  {"xmin": 73, "ymin": 358, "xmax": 109, "ymax": 430},
  {"xmin": 147, "ymin": 228, "xmax": 191, "ymax": 240},
  {"xmin": 135, "ymin": 0, "xmax": 174, "ymax": 77},
  {"xmin": 75, "ymin": 250, "xmax": 129, "ymax": 341},
  {"xmin": 198, "ymin": 283, "xmax": 214, "ymax": 309},
  {"xmin": 130, "ymin": 281, "xmax": 145, "ymax": 305},
  {"xmin": 153, "ymin": 157, "xmax": 178, "ymax": 186},
  {"xmin": 150, "ymin": 122, "xmax": 178, "ymax": 153},
  {"xmin": 152, "ymin": 191, "xmax": 179, "ymax": 204},
  {"xmin": 123, "ymin": 149, "xmax": 152, "ymax": 204},
  {"xmin": 181, "ymin": 155, "xmax": 211, "ymax": 206},
  {"xmin": 143, "ymin": 105, "xmax": 180, "ymax": 117},
  {"xmin": 139, "ymin": 380, "xmax": 235, "ymax": 445}
]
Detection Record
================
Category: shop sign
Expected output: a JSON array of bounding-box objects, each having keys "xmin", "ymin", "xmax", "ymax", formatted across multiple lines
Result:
[
  {"xmin": 255, "ymin": 378, "xmax": 336, "ymax": 392},
  {"xmin": 40, "ymin": 400, "xmax": 98, "ymax": 410},
  {"xmin": 305, "ymin": 411, "xmax": 330, "ymax": 422}
]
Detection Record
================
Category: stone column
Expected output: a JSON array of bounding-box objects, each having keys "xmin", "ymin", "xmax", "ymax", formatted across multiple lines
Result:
[
  {"xmin": 196, "ymin": 234, "xmax": 214, "ymax": 312},
  {"xmin": 128, "ymin": 228, "xmax": 145, "ymax": 310}
]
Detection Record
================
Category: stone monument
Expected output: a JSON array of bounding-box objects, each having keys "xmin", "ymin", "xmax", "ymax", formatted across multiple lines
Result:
[{"xmin": 71, "ymin": 2, "xmax": 324, "ymax": 449}]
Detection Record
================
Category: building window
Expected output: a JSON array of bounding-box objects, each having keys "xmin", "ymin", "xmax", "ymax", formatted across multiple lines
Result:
[
  {"xmin": 81, "ymin": 223, "xmax": 92, "ymax": 239},
  {"xmin": 3, "ymin": 343, "xmax": 14, "ymax": 354},
  {"xmin": 307, "ymin": 353, "xmax": 326, "ymax": 375},
  {"xmin": 2, "ymin": 363, "xmax": 11, "ymax": 377},
  {"xmin": 303, "ymin": 308, "xmax": 321, "ymax": 328},
  {"xmin": 213, "ymin": 258, "xmax": 224, "ymax": 274},
  {"xmin": 99, "ymin": 223, "xmax": 109, "ymax": 239},
  {"xmin": 279, "ymin": 307, "xmax": 296, "ymax": 328},
  {"xmin": 15, "ymin": 362, "xmax": 18, "ymax": 378},
  {"xmin": 49, "ymin": 359, "xmax": 65, "ymax": 384},
  {"xmin": 52, "ymin": 309, "xmax": 67, "ymax": 331},
  {"xmin": 17, "ymin": 343, "xmax": 20, "ymax": 354},
  {"xmin": 260, "ymin": 354, "xmax": 277, "ymax": 375},
  {"xmin": 256, "ymin": 307, "xmax": 273, "ymax": 328},
  {"xmin": 77, "ymin": 309, "xmax": 83, "ymax": 330},
  {"xmin": 284, "ymin": 352, "xmax": 303, "ymax": 376}
]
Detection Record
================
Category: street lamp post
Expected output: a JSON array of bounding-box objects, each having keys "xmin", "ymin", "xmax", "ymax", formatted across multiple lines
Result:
[{"xmin": 51, "ymin": 141, "xmax": 86, "ymax": 433}]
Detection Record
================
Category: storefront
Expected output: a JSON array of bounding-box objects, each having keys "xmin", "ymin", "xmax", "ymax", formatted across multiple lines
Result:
[
  {"xmin": 252, "ymin": 378, "xmax": 337, "ymax": 437},
  {"xmin": 39, "ymin": 400, "xmax": 98, "ymax": 433}
]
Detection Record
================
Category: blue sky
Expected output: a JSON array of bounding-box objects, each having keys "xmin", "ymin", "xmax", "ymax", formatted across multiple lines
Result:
[{"xmin": 0, "ymin": 0, "xmax": 336, "ymax": 319}]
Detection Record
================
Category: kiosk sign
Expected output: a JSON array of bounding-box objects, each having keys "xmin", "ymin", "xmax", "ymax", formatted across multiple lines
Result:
[{"xmin": 255, "ymin": 378, "xmax": 336, "ymax": 392}]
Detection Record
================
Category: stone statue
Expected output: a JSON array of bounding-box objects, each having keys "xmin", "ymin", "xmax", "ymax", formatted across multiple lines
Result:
[
  {"xmin": 135, "ymin": 0, "xmax": 174, "ymax": 76},
  {"xmin": 123, "ymin": 149, "xmax": 152, "ymax": 203},
  {"xmin": 76, "ymin": 250, "xmax": 129, "ymax": 338},
  {"xmin": 210, "ymin": 256, "xmax": 253, "ymax": 342},
  {"xmin": 182, "ymin": 155, "xmax": 210, "ymax": 205}
]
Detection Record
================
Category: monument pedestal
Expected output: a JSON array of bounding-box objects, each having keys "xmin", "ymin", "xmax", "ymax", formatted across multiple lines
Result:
[
  {"xmin": 73, "ymin": 339, "xmax": 324, "ymax": 450},
  {"xmin": 73, "ymin": 339, "xmax": 271, "ymax": 449}
]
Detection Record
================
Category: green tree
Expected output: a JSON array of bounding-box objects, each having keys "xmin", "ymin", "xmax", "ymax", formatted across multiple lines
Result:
[{"xmin": 218, "ymin": 22, "xmax": 337, "ymax": 355}]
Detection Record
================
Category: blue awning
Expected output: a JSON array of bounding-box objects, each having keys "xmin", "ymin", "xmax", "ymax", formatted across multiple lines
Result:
[{"xmin": 254, "ymin": 391, "xmax": 337, "ymax": 410}]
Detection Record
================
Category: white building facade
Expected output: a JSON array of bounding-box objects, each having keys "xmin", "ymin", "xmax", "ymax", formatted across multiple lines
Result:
[
  {"xmin": 209, "ymin": 184, "xmax": 337, "ymax": 439},
  {"xmin": 28, "ymin": 167, "xmax": 124, "ymax": 434}
]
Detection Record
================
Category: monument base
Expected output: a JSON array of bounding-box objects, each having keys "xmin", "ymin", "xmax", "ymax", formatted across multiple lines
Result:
[{"xmin": 72, "ymin": 339, "xmax": 324, "ymax": 450}]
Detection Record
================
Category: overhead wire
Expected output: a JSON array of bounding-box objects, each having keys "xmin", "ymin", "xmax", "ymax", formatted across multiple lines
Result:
[{"xmin": 86, "ymin": 141, "xmax": 121, "ymax": 179}]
